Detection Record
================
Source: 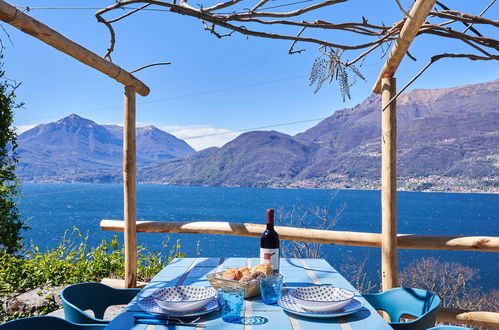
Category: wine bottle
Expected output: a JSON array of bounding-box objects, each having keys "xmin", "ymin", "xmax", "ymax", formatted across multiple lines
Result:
[{"xmin": 260, "ymin": 209, "xmax": 280, "ymax": 273}]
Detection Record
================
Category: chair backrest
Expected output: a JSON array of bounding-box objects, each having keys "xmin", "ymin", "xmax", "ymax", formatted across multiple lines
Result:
[
  {"xmin": 428, "ymin": 327, "xmax": 471, "ymax": 330},
  {"xmin": 363, "ymin": 288, "xmax": 441, "ymax": 330},
  {"xmin": 61, "ymin": 282, "xmax": 141, "ymax": 324},
  {"xmin": 0, "ymin": 316, "xmax": 106, "ymax": 330}
]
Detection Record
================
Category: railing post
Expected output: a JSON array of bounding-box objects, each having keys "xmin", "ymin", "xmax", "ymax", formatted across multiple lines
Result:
[
  {"xmin": 381, "ymin": 77, "xmax": 398, "ymax": 291},
  {"xmin": 124, "ymin": 86, "xmax": 137, "ymax": 288}
]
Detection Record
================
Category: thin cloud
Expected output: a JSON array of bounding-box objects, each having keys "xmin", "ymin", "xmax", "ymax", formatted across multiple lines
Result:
[
  {"xmin": 15, "ymin": 125, "xmax": 36, "ymax": 134},
  {"xmin": 103, "ymin": 122, "xmax": 240, "ymax": 150},
  {"xmin": 160, "ymin": 125, "xmax": 241, "ymax": 151}
]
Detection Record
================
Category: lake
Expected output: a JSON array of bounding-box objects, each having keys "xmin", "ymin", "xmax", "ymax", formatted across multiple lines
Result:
[{"xmin": 18, "ymin": 184, "xmax": 498, "ymax": 291}]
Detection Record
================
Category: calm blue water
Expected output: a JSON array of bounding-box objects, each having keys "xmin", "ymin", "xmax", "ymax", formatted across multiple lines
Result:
[{"xmin": 17, "ymin": 184, "xmax": 498, "ymax": 291}]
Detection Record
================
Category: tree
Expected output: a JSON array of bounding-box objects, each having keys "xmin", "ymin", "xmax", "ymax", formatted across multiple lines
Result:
[
  {"xmin": 399, "ymin": 257, "xmax": 499, "ymax": 312},
  {"xmin": 0, "ymin": 54, "xmax": 28, "ymax": 254},
  {"xmin": 277, "ymin": 191, "xmax": 345, "ymax": 259}
]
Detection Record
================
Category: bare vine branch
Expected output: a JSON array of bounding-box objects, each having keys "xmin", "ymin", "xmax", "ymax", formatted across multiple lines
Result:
[
  {"xmin": 94, "ymin": 0, "xmax": 498, "ymax": 97},
  {"xmin": 394, "ymin": 0, "xmax": 411, "ymax": 18},
  {"xmin": 382, "ymin": 52, "xmax": 499, "ymax": 112},
  {"xmin": 462, "ymin": 0, "xmax": 496, "ymax": 34},
  {"xmin": 130, "ymin": 62, "xmax": 171, "ymax": 73},
  {"xmin": 288, "ymin": 26, "xmax": 306, "ymax": 54}
]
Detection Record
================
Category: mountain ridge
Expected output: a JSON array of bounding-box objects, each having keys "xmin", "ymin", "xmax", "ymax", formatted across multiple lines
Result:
[
  {"xmin": 16, "ymin": 114, "xmax": 195, "ymax": 182},
  {"xmin": 135, "ymin": 79, "xmax": 498, "ymax": 192},
  {"xmin": 16, "ymin": 80, "xmax": 499, "ymax": 192}
]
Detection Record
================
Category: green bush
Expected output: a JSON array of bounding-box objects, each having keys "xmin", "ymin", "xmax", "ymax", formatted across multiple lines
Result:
[
  {"xmin": 0, "ymin": 228, "xmax": 185, "ymax": 322},
  {"xmin": 0, "ymin": 227, "xmax": 185, "ymax": 296}
]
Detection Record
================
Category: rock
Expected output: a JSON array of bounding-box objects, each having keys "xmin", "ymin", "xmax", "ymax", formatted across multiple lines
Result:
[
  {"xmin": 46, "ymin": 308, "xmax": 65, "ymax": 318},
  {"xmin": 3, "ymin": 286, "xmax": 126, "ymax": 320},
  {"xmin": 43, "ymin": 305, "xmax": 126, "ymax": 320},
  {"xmin": 2, "ymin": 286, "xmax": 64, "ymax": 314},
  {"xmin": 103, "ymin": 305, "xmax": 127, "ymax": 320}
]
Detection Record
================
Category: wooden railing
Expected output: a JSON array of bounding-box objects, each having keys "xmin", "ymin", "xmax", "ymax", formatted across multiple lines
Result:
[
  {"xmin": 101, "ymin": 220, "xmax": 499, "ymax": 252},
  {"xmin": 100, "ymin": 219, "xmax": 499, "ymax": 328},
  {"xmin": 438, "ymin": 309, "xmax": 499, "ymax": 329}
]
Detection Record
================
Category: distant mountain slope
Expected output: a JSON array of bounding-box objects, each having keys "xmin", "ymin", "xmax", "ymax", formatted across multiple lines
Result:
[
  {"xmin": 139, "ymin": 131, "xmax": 311, "ymax": 186},
  {"xmin": 292, "ymin": 79, "xmax": 499, "ymax": 190},
  {"xmin": 103, "ymin": 124, "xmax": 195, "ymax": 163},
  {"xmin": 17, "ymin": 114, "xmax": 195, "ymax": 182},
  {"xmin": 136, "ymin": 80, "xmax": 498, "ymax": 192},
  {"xmin": 16, "ymin": 80, "xmax": 499, "ymax": 192}
]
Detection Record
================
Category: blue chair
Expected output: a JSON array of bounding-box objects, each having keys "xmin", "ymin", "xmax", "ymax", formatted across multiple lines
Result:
[
  {"xmin": 61, "ymin": 282, "xmax": 141, "ymax": 324},
  {"xmin": 362, "ymin": 288, "xmax": 441, "ymax": 330},
  {"xmin": 0, "ymin": 316, "xmax": 106, "ymax": 329}
]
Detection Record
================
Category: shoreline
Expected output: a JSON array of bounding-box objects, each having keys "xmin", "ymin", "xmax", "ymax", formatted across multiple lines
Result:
[{"xmin": 19, "ymin": 181, "xmax": 499, "ymax": 195}]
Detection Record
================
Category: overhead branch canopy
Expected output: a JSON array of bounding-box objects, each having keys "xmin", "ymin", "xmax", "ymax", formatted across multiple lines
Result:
[{"xmin": 95, "ymin": 0, "xmax": 498, "ymax": 97}]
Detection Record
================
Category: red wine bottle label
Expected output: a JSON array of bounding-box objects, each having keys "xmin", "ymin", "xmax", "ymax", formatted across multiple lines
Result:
[{"xmin": 260, "ymin": 248, "xmax": 279, "ymax": 272}]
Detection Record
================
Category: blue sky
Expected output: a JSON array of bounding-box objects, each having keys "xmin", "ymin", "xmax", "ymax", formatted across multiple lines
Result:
[{"xmin": 3, "ymin": 0, "xmax": 498, "ymax": 150}]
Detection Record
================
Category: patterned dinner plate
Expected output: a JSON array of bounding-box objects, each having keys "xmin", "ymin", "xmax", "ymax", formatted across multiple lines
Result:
[
  {"xmin": 279, "ymin": 292, "xmax": 364, "ymax": 318},
  {"xmin": 290, "ymin": 286, "xmax": 354, "ymax": 312},
  {"xmin": 138, "ymin": 295, "xmax": 218, "ymax": 317},
  {"xmin": 152, "ymin": 286, "xmax": 217, "ymax": 312}
]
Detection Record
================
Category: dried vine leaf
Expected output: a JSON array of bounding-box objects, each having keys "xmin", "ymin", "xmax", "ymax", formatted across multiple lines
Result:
[{"xmin": 309, "ymin": 48, "xmax": 367, "ymax": 101}]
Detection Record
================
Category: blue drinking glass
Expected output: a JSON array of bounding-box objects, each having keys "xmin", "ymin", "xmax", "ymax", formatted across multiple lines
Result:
[
  {"xmin": 217, "ymin": 286, "xmax": 245, "ymax": 323},
  {"xmin": 260, "ymin": 274, "xmax": 283, "ymax": 305}
]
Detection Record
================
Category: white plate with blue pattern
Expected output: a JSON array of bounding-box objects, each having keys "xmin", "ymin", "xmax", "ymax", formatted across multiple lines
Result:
[
  {"xmin": 279, "ymin": 291, "xmax": 364, "ymax": 318},
  {"xmin": 138, "ymin": 295, "xmax": 218, "ymax": 317},
  {"xmin": 290, "ymin": 286, "xmax": 354, "ymax": 312}
]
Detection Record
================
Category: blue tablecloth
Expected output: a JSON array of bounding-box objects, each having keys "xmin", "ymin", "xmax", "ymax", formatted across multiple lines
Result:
[{"xmin": 105, "ymin": 257, "xmax": 391, "ymax": 329}]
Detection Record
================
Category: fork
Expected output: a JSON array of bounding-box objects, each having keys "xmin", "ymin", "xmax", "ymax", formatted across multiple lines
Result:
[{"xmin": 134, "ymin": 314, "xmax": 204, "ymax": 327}]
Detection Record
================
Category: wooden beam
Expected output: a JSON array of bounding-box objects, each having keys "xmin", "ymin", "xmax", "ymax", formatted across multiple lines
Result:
[
  {"xmin": 123, "ymin": 86, "xmax": 137, "ymax": 288},
  {"xmin": 381, "ymin": 77, "xmax": 398, "ymax": 291},
  {"xmin": 103, "ymin": 220, "xmax": 381, "ymax": 246},
  {"xmin": 438, "ymin": 308, "xmax": 499, "ymax": 329},
  {"xmin": 0, "ymin": 1, "xmax": 149, "ymax": 96},
  {"xmin": 99, "ymin": 220, "xmax": 499, "ymax": 252},
  {"xmin": 372, "ymin": 0, "xmax": 437, "ymax": 94},
  {"xmin": 398, "ymin": 234, "xmax": 499, "ymax": 251}
]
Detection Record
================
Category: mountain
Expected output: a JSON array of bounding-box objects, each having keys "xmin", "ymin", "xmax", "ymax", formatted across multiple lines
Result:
[
  {"xmin": 16, "ymin": 80, "xmax": 498, "ymax": 192},
  {"xmin": 16, "ymin": 114, "xmax": 195, "ymax": 182},
  {"xmin": 135, "ymin": 80, "xmax": 498, "ymax": 192},
  {"xmin": 104, "ymin": 124, "xmax": 195, "ymax": 164},
  {"xmin": 293, "ymin": 79, "xmax": 499, "ymax": 191},
  {"xmin": 139, "ymin": 131, "xmax": 311, "ymax": 186}
]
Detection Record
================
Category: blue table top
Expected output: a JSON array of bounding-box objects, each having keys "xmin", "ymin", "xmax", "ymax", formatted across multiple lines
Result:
[{"xmin": 105, "ymin": 258, "xmax": 391, "ymax": 329}]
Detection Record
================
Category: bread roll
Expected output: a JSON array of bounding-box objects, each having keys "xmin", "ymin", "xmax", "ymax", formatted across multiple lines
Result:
[
  {"xmin": 250, "ymin": 271, "xmax": 264, "ymax": 280},
  {"xmin": 238, "ymin": 266, "xmax": 251, "ymax": 276},
  {"xmin": 251, "ymin": 263, "xmax": 273, "ymax": 275},
  {"xmin": 239, "ymin": 274, "xmax": 253, "ymax": 283},
  {"xmin": 222, "ymin": 269, "xmax": 243, "ymax": 280}
]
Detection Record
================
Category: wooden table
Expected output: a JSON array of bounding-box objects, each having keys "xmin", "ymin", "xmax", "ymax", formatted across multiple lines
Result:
[{"xmin": 106, "ymin": 258, "xmax": 392, "ymax": 329}]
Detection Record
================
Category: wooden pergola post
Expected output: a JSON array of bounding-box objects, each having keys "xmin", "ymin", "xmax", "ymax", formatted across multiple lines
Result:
[
  {"xmin": 381, "ymin": 77, "xmax": 398, "ymax": 291},
  {"xmin": 373, "ymin": 0, "xmax": 437, "ymax": 291},
  {"xmin": 124, "ymin": 86, "xmax": 137, "ymax": 288}
]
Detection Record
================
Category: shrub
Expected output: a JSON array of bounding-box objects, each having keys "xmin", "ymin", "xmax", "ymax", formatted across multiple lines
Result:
[
  {"xmin": 277, "ymin": 191, "xmax": 345, "ymax": 258},
  {"xmin": 399, "ymin": 257, "xmax": 498, "ymax": 329},
  {"xmin": 0, "ymin": 228, "xmax": 185, "ymax": 321},
  {"xmin": 0, "ymin": 228, "xmax": 185, "ymax": 296}
]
